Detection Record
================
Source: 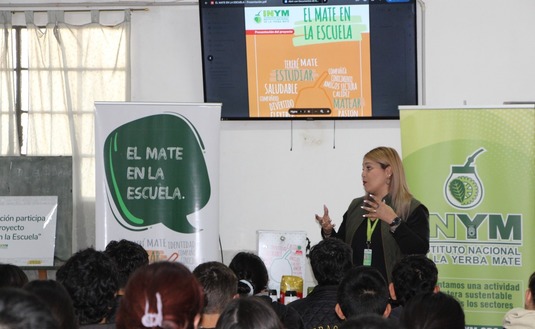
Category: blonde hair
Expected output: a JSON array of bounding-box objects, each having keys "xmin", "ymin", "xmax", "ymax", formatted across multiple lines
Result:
[{"xmin": 364, "ymin": 147, "xmax": 413, "ymax": 219}]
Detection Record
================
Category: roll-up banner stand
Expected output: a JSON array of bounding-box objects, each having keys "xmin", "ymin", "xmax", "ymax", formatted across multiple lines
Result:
[
  {"xmin": 400, "ymin": 105, "xmax": 535, "ymax": 328},
  {"xmin": 95, "ymin": 102, "xmax": 222, "ymax": 269}
]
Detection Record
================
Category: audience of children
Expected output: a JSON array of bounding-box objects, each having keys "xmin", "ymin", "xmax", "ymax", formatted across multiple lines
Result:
[
  {"xmin": 400, "ymin": 291, "xmax": 465, "ymax": 329},
  {"xmin": 193, "ymin": 261, "xmax": 238, "ymax": 329},
  {"xmin": 335, "ymin": 265, "xmax": 391, "ymax": 320},
  {"xmin": 104, "ymin": 239, "xmax": 149, "ymax": 323},
  {"xmin": 0, "ymin": 287, "xmax": 59, "ymax": 329},
  {"xmin": 340, "ymin": 313, "xmax": 397, "ymax": 329},
  {"xmin": 104, "ymin": 239, "xmax": 150, "ymax": 293},
  {"xmin": 388, "ymin": 254, "xmax": 440, "ymax": 322},
  {"xmin": 287, "ymin": 237, "xmax": 353, "ymax": 329},
  {"xmin": 115, "ymin": 261, "xmax": 204, "ymax": 329},
  {"xmin": 3, "ymin": 241, "xmax": 534, "ymax": 329},
  {"xmin": 0, "ymin": 263, "xmax": 29, "ymax": 288},
  {"xmin": 55, "ymin": 248, "xmax": 119, "ymax": 327},
  {"xmin": 216, "ymin": 296, "xmax": 285, "ymax": 329},
  {"xmin": 23, "ymin": 279, "xmax": 79, "ymax": 329},
  {"xmin": 228, "ymin": 251, "xmax": 305, "ymax": 329}
]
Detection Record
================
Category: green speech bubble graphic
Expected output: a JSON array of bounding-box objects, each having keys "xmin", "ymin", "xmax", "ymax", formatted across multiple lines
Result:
[{"xmin": 103, "ymin": 113, "xmax": 210, "ymax": 233}]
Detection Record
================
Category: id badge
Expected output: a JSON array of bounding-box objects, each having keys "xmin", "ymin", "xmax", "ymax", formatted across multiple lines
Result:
[{"xmin": 363, "ymin": 248, "xmax": 372, "ymax": 266}]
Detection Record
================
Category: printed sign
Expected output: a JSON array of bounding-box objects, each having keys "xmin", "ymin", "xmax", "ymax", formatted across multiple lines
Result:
[
  {"xmin": 0, "ymin": 196, "xmax": 58, "ymax": 266},
  {"xmin": 257, "ymin": 230, "xmax": 307, "ymax": 297}
]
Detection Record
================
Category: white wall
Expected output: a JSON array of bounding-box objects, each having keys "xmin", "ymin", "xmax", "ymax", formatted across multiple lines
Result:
[
  {"xmin": 5, "ymin": 0, "xmax": 535, "ymax": 287},
  {"xmin": 421, "ymin": 0, "xmax": 535, "ymax": 106}
]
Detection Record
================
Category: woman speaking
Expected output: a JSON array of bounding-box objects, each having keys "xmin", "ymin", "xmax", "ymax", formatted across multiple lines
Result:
[{"xmin": 315, "ymin": 146, "xmax": 429, "ymax": 282}]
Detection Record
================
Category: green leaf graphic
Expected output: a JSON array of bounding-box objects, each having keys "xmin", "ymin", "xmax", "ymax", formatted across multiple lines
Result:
[
  {"xmin": 457, "ymin": 176, "xmax": 478, "ymax": 205},
  {"xmin": 449, "ymin": 179, "xmax": 466, "ymax": 203}
]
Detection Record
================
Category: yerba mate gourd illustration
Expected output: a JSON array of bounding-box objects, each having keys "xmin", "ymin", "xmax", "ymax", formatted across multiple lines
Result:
[
  {"xmin": 444, "ymin": 148, "xmax": 485, "ymax": 210},
  {"xmin": 269, "ymin": 250, "xmax": 293, "ymax": 284},
  {"xmin": 103, "ymin": 113, "xmax": 210, "ymax": 233}
]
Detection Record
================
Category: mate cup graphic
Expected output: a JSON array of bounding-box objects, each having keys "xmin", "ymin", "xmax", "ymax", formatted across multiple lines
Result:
[
  {"xmin": 444, "ymin": 148, "xmax": 485, "ymax": 210},
  {"xmin": 103, "ymin": 113, "xmax": 211, "ymax": 233}
]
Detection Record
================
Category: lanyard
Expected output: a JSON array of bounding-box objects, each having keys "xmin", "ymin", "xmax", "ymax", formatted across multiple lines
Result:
[{"xmin": 366, "ymin": 218, "xmax": 379, "ymax": 246}]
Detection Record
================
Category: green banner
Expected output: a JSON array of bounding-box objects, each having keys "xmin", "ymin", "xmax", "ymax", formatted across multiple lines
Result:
[{"xmin": 400, "ymin": 107, "xmax": 535, "ymax": 328}]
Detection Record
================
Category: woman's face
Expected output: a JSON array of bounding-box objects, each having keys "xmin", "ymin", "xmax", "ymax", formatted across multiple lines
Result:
[{"xmin": 361, "ymin": 158, "xmax": 391, "ymax": 197}]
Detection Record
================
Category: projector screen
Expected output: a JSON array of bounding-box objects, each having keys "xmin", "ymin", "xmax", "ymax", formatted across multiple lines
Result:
[{"xmin": 199, "ymin": 0, "xmax": 417, "ymax": 120}]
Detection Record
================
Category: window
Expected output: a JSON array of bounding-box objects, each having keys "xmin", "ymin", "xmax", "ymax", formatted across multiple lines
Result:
[
  {"xmin": 1, "ymin": 9, "xmax": 131, "ymax": 255},
  {"xmin": 12, "ymin": 26, "xmax": 29, "ymax": 154}
]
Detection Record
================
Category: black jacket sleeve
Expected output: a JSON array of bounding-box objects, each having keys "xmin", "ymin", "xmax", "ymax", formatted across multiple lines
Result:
[{"xmin": 391, "ymin": 204, "xmax": 430, "ymax": 254}]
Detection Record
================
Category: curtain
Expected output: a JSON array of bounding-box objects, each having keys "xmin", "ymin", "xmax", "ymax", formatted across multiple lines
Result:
[
  {"xmin": 0, "ymin": 12, "xmax": 19, "ymax": 155},
  {"xmin": 7, "ymin": 10, "xmax": 130, "ymax": 259}
]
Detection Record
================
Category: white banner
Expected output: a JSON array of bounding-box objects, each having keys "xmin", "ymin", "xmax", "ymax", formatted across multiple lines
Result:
[
  {"xmin": 95, "ymin": 102, "xmax": 221, "ymax": 270},
  {"xmin": 0, "ymin": 196, "xmax": 58, "ymax": 266}
]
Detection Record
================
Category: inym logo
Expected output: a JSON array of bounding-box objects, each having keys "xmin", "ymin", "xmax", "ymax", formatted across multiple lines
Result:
[
  {"xmin": 256, "ymin": 9, "xmax": 291, "ymax": 24},
  {"xmin": 262, "ymin": 9, "xmax": 290, "ymax": 17},
  {"xmin": 444, "ymin": 148, "xmax": 485, "ymax": 210}
]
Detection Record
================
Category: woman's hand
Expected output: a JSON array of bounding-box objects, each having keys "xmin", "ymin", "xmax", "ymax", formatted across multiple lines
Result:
[
  {"xmin": 315, "ymin": 205, "xmax": 335, "ymax": 235},
  {"xmin": 361, "ymin": 194, "xmax": 398, "ymax": 224}
]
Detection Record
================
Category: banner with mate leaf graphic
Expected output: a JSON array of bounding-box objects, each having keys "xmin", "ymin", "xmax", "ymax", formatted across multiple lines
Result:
[{"xmin": 400, "ymin": 105, "xmax": 535, "ymax": 328}]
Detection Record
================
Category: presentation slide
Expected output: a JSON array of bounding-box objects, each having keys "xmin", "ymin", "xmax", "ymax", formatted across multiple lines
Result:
[{"xmin": 245, "ymin": 4, "xmax": 371, "ymax": 118}]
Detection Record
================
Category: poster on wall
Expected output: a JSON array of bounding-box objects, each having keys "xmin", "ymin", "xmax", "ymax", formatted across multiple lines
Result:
[
  {"xmin": 400, "ymin": 105, "xmax": 535, "ymax": 328},
  {"xmin": 95, "ymin": 102, "xmax": 222, "ymax": 270},
  {"xmin": 0, "ymin": 196, "xmax": 58, "ymax": 266},
  {"xmin": 257, "ymin": 230, "xmax": 307, "ymax": 298}
]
